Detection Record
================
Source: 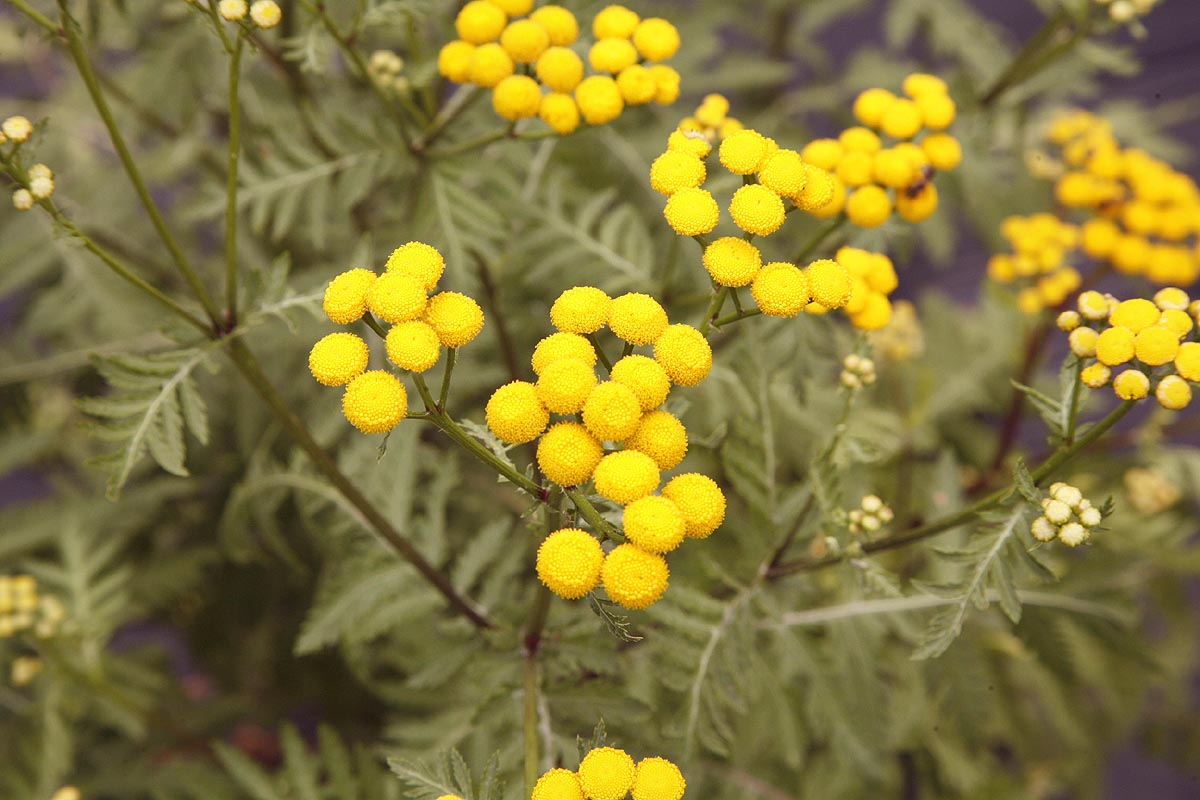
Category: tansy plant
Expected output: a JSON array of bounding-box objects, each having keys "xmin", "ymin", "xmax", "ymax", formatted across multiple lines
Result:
[{"xmin": 6, "ymin": 0, "xmax": 1200, "ymax": 798}]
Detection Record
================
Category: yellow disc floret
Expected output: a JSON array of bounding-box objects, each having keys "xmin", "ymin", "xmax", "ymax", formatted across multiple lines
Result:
[
  {"xmin": 582, "ymin": 381, "xmax": 644, "ymax": 442},
  {"xmin": 625, "ymin": 410, "xmax": 688, "ymax": 470},
  {"xmin": 1080, "ymin": 363, "xmax": 1112, "ymax": 389},
  {"xmin": 896, "ymin": 183, "xmax": 937, "ymax": 222},
  {"xmin": 601, "ymin": 546, "xmax": 669, "ymax": 610},
  {"xmin": 309, "ymin": 332, "xmax": 369, "ymax": 386},
  {"xmin": 385, "ymin": 241, "xmax": 445, "ymax": 290},
  {"xmin": 631, "ymin": 757, "xmax": 686, "ymax": 800},
  {"xmin": 880, "ymin": 98, "xmax": 922, "ymax": 139},
  {"xmin": 608, "ymin": 293, "xmax": 669, "ymax": 345},
  {"xmin": 539, "ymin": 92, "xmax": 581, "ymax": 134},
  {"xmin": 342, "ymin": 371, "xmax": 407, "ymax": 434},
  {"xmin": 531, "ymin": 6, "xmax": 579, "ymax": 46},
  {"xmin": 368, "ymin": 271, "xmax": 427, "ymax": 323},
  {"xmin": 610, "ymin": 355, "xmax": 671, "ymax": 410},
  {"xmin": 662, "ymin": 473, "xmax": 725, "ymax": 538},
  {"xmin": 536, "ymin": 46, "xmax": 585, "ymax": 92},
  {"xmin": 536, "ymin": 358, "xmax": 598, "ymax": 413},
  {"xmin": 537, "ymin": 422, "xmax": 603, "ymax": 486},
  {"xmin": 468, "ymin": 43, "xmax": 516, "ymax": 87},
  {"xmin": 323, "ymin": 268, "xmax": 376, "ymax": 324},
  {"xmin": 537, "ymin": 528, "xmax": 604, "ymax": 599},
  {"xmin": 758, "ymin": 149, "xmax": 807, "ymax": 200},
  {"xmin": 456, "ymin": 0, "xmax": 507, "ymax": 44},
  {"xmin": 575, "ymin": 75, "xmax": 624, "ymax": 124},
  {"xmin": 806, "ymin": 259, "xmax": 852, "ymax": 309},
  {"xmin": 1155, "ymin": 374, "xmax": 1191, "ymax": 410},
  {"xmin": 438, "ymin": 41, "xmax": 476, "ymax": 82},
  {"xmin": 532, "ymin": 332, "xmax": 596, "ymax": 375},
  {"xmin": 493, "ymin": 75, "xmax": 543, "ymax": 120},
  {"xmin": 632, "ymin": 18, "xmax": 680, "ymax": 60},
  {"xmin": 1110, "ymin": 298, "xmax": 1161, "ymax": 333},
  {"xmin": 1134, "ymin": 325, "xmax": 1180, "ymax": 366},
  {"xmin": 487, "ymin": 0, "xmax": 533, "ymax": 15},
  {"xmin": 650, "ymin": 150, "xmax": 706, "ymax": 196},
  {"xmin": 719, "ymin": 129, "xmax": 769, "ymax": 175},
  {"xmin": 653, "ymin": 324, "xmax": 712, "ymax": 386},
  {"xmin": 846, "ymin": 185, "xmax": 893, "ymax": 228},
  {"xmin": 752, "ymin": 262, "xmax": 809, "ymax": 317},
  {"xmin": 385, "ymin": 321, "xmax": 442, "ymax": 372},
  {"xmin": 853, "ymin": 88, "xmax": 897, "ymax": 128},
  {"xmin": 800, "ymin": 139, "xmax": 843, "ymax": 171},
  {"xmin": 618, "ymin": 65, "xmax": 660, "ymax": 104},
  {"xmin": 729, "ymin": 184, "xmax": 786, "ymax": 236},
  {"xmin": 486, "ymin": 381, "xmax": 549, "ymax": 444},
  {"xmin": 592, "ymin": 5, "xmax": 640, "ymax": 38},
  {"xmin": 589, "ymin": 38, "xmax": 639, "ymax": 73},
  {"xmin": 532, "ymin": 769, "xmax": 585, "ymax": 800},
  {"xmin": 1176, "ymin": 342, "xmax": 1200, "ymax": 381},
  {"xmin": 703, "ymin": 237, "xmax": 762, "ymax": 287},
  {"xmin": 622, "ymin": 495, "xmax": 686, "ymax": 554},
  {"xmin": 1096, "ymin": 326, "xmax": 1135, "ymax": 366},
  {"xmin": 663, "ymin": 187, "xmax": 720, "ymax": 236},
  {"xmin": 922, "ymin": 133, "xmax": 962, "ymax": 170},
  {"xmin": 552, "ymin": 286, "xmax": 611, "ymax": 334},
  {"xmin": 500, "ymin": 19, "xmax": 550, "ymax": 63},
  {"xmin": 424, "ymin": 292, "xmax": 484, "ymax": 347},
  {"xmin": 593, "ymin": 450, "xmax": 659, "ymax": 505},
  {"xmin": 1113, "ymin": 369, "xmax": 1150, "ymax": 400}
]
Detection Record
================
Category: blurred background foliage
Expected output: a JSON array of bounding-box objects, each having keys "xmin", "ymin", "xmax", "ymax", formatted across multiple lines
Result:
[{"xmin": 1, "ymin": 0, "xmax": 1199, "ymax": 798}]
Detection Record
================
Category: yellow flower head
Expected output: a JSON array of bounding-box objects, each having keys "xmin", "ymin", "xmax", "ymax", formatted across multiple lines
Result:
[
  {"xmin": 872, "ymin": 148, "xmax": 915, "ymax": 189},
  {"xmin": 1134, "ymin": 325, "xmax": 1181, "ymax": 366},
  {"xmin": 662, "ymin": 472, "xmax": 725, "ymax": 538},
  {"xmin": 589, "ymin": 38, "xmax": 639, "ymax": 73},
  {"xmin": 632, "ymin": 18, "xmax": 680, "ymax": 61},
  {"xmin": 916, "ymin": 92, "xmax": 956, "ymax": 130},
  {"xmin": 836, "ymin": 150, "xmax": 874, "ymax": 187},
  {"xmin": 218, "ymin": 0, "xmax": 248, "ymax": 21},
  {"xmin": 794, "ymin": 165, "xmax": 836, "ymax": 211},
  {"xmin": 1068, "ymin": 327, "xmax": 1099, "ymax": 358},
  {"xmin": 1, "ymin": 115, "xmax": 33, "ymax": 143},
  {"xmin": 611, "ymin": 354, "xmax": 671, "ymax": 410},
  {"xmin": 663, "ymin": 188, "xmax": 720, "ymax": 236},
  {"xmin": 729, "ymin": 184, "xmax": 786, "ymax": 236},
  {"xmin": 368, "ymin": 271, "xmax": 427, "ymax": 323},
  {"xmin": 456, "ymin": 0, "xmax": 507, "ymax": 44},
  {"xmin": 839, "ymin": 126, "xmax": 882, "ymax": 155},
  {"xmin": 758, "ymin": 149, "xmax": 807, "ymax": 200},
  {"xmin": 631, "ymin": 757, "xmax": 686, "ymax": 800},
  {"xmin": 805, "ymin": 259, "xmax": 852, "ymax": 309},
  {"xmin": 342, "ymin": 371, "xmax": 407, "ymax": 434},
  {"xmin": 309, "ymin": 332, "xmax": 369, "ymax": 387},
  {"xmin": 493, "ymin": 75, "xmax": 543, "ymax": 120},
  {"xmin": 536, "ymin": 528, "xmax": 604, "ymax": 599},
  {"xmin": 487, "ymin": 0, "xmax": 533, "ymax": 15},
  {"xmin": 1109, "ymin": 298, "xmax": 1160, "ymax": 332},
  {"xmin": 386, "ymin": 321, "xmax": 442, "ymax": 373},
  {"xmin": 536, "ymin": 47, "xmax": 585, "ymax": 93},
  {"xmin": 1077, "ymin": 289, "xmax": 1111, "ymax": 321},
  {"xmin": 536, "ymin": 358, "xmax": 598, "ymax": 414},
  {"xmin": 468, "ymin": 43, "xmax": 515, "ymax": 87},
  {"xmin": 622, "ymin": 495, "xmax": 686, "ymax": 554},
  {"xmin": 438, "ymin": 40, "xmax": 476, "ymax": 82},
  {"xmin": 532, "ymin": 332, "xmax": 596, "ymax": 375},
  {"xmin": 552, "ymin": 286, "xmax": 612, "ymax": 334},
  {"xmin": 751, "ymin": 262, "xmax": 809, "ymax": 317},
  {"xmin": 49, "ymin": 789, "xmax": 82, "ymax": 800},
  {"xmin": 625, "ymin": 410, "xmax": 688, "ymax": 470},
  {"xmin": 1096, "ymin": 326, "xmax": 1135, "ymax": 366},
  {"xmin": 848, "ymin": 292, "xmax": 893, "ymax": 330},
  {"xmin": 608, "ymin": 293, "xmax": 669, "ymax": 345},
  {"xmin": 486, "ymin": 381, "xmax": 549, "ymax": 444},
  {"xmin": 582, "ymin": 381, "xmax": 643, "ymax": 442},
  {"xmin": 895, "ymin": 183, "xmax": 937, "ymax": 222},
  {"xmin": 575, "ymin": 75, "xmax": 624, "ymax": 125},
  {"xmin": 1176, "ymin": 342, "xmax": 1200, "ymax": 381},
  {"xmin": 537, "ymin": 422, "xmax": 604, "ymax": 486},
  {"xmin": 323, "ymin": 268, "xmax": 376, "ymax": 324},
  {"xmin": 531, "ymin": 6, "xmax": 578, "ymax": 46},
  {"xmin": 703, "ymin": 237, "xmax": 762, "ymax": 287},
  {"xmin": 922, "ymin": 133, "xmax": 962, "ymax": 170},
  {"xmin": 593, "ymin": 4, "xmax": 640, "ymax": 39},
  {"xmin": 1155, "ymin": 374, "xmax": 1192, "ymax": 410},
  {"xmin": 800, "ymin": 139, "xmax": 843, "ymax": 171},
  {"xmin": 601, "ymin": 546, "xmax": 669, "ymax": 610},
  {"xmin": 853, "ymin": 88, "xmax": 897, "ymax": 128},
  {"xmin": 424, "ymin": 292, "xmax": 484, "ymax": 347},
  {"xmin": 540, "ymin": 92, "xmax": 581, "ymax": 134},
  {"xmin": 667, "ymin": 130, "xmax": 711, "ymax": 159},
  {"xmin": 532, "ymin": 769, "xmax": 585, "ymax": 800},
  {"xmin": 385, "ymin": 241, "xmax": 445, "ymax": 290},
  {"xmin": 249, "ymin": 1, "xmax": 282, "ymax": 28},
  {"xmin": 1080, "ymin": 362, "xmax": 1112, "ymax": 389},
  {"xmin": 500, "ymin": 19, "xmax": 550, "ymax": 63},
  {"xmin": 649, "ymin": 65, "xmax": 681, "ymax": 104},
  {"xmin": 846, "ymin": 185, "xmax": 893, "ymax": 228},
  {"xmin": 1153, "ymin": 287, "xmax": 1190, "ymax": 311},
  {"xmin": 653, "ymin": 324, "xmax": 712, "ymax": 386},
  {"xmin": 880, "ymin": 98, "xmax": 923, "ymax": 139},
  {"xmin": 903, "ymin": 72, "xmax": 948, "ymax": 97},
  {"xmin": 719, "ymin": 129, "xmax": 769, "ymax": 175},
  {"xmin": 1112, "ymin": 368, "xmax": 1150, "ymax": 400},
  {"xmin": 650, "ymin": 150, "xmax": 706, "ymax": 196},
  {"xmin": 593, "ymin": 450, "xmax": 659, "ymax": 505}
]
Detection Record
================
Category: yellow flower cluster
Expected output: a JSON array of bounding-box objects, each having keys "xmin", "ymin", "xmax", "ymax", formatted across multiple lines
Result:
[
  {"xmin": 988, "ymin": 213, "xmax": 1083, "ymax": 314},
  {"xmin": 836, "ymin": 247, "xmax": 899, "ymax": 330},
  {"xmin": 531, "ymin": 746, "xmax": 686, "ymax": 800},
  {"xmin": 1060, "ymin": 288, "xmax": 1198, "ymax": 410},
  {"xmin": 437, "ymin": 2, "xmax": 682, "ymax": 133},
  {"xmin": 487, "ymin": 287, "xmax": 724, "ymax": 609},
  {"xmin": 799, "ymin": 73, "xmax": 961, "ymax": 227},
  {"xmin": 676, "ymin": 93, "xmax": 744, "ymax": 143},
  {"xmin": 1044, "ymin": 110, "xmax": 1200, "ymax": 286},
  {"xmin": 0, "ymin": 574, "xmax": 66, "ymax": 639},
  {"xmin": 312, "ymin": 242, "xmax": 484, "ymax": 434},
  {"xmin": 1029, "ymin": 482, "xmax": 1103, "ymax": 547}
]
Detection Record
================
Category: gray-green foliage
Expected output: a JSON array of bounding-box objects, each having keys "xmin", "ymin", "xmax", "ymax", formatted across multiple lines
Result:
[{"xmin": 2, "ymin": 0, "xmax": 1200, "ymax": 798}]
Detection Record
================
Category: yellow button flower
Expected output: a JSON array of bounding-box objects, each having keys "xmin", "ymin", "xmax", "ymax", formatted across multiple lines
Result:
[
  {"xmin": 625, "ymin": 410, "xmax": 688, "ymax": 470},
  {"xmin": 1159, "ymin": 309, "xmax": 1193, "ymax": 338},
  {"xmin": 368, "ymin": 271, "xmax": 427, "ymax": 323},
  {"xmin": 250, "ymin": 1, "xmax": 282, "ymax": 29},
  {"xmin": 385, "ymin": 321, "xmax": 442, "ymax": 372},
  {"xmin": 439, "ymin": 39, "xmax": 473, "ymax": 78},
  {"xmin": 532, "ymin": 769, "xmax": 585, "ymax": 800},
  {"xmin": 1175, "ymin": 342, "xmax": 1200, "ymax": 381},
  {"xmin": 537, "ymin": 422, "xmax": 603, "ymax": 486},
  {"xmin": 532, "ymin": 332, "xmax": 596, "ymax": 375},
  {"xmin": 846, "ymin": 185, "xmax": 892, "ymax": 228},
  {"xmin": 852, "ymin": 88, "xmax": 896, "ymax": 128},
  {"xmin": 486, "ymin": 381, "xmax": 549, "ymax": 444},
  {"xmin": 631, "ymin": 757, "xmax": 686, "ymax": 800},
  {"xmin": 608, "ymin": 293, "xmax": 669, "ymax": 345},
  {"xmin": 500, "ymin": 19, "xmax": 549, "ymax": 63},
  {"xmin": 848, "ymin": 292, "xmax": 892, "ymax": 330},
  {"xmin": 809, "ymin": 174, "xmax": 847, "ymax": 218},
  {"xmin": 794, "ymin": 165, "xmax": 836, "ymax": 211},
  {"xmin": 592, "ymin": 4, "xmax": 640, "ymax": 39},
  {"xmin": 1095, "ymin": 326, "xmax": 1135, "ymax": 366},
  {"xmin": 531, "ymin": 6, "xmax": 578, "ymax": 46},
  {"xmin": 1155, "ymin": 374, "xmax": 1192, "ymax": 410},
  {"xmin": 424, "ymin": 292, "xmax": 484, "ymax": 347},
  {"xmin": 539, "ymin": 92, "xmax": 581, "ymax": 134},
  {"xmin": 649, "ymin": 64, "xmax": 681, "ymax": 104},
  {"xmin": 921, "ymin": 133, "xmax": 962, "ymax": 170},
  {"xmin": 552, "ymin": 286, "xmax": 611, "ymax": 333},
  {"xmin": 582, "ymin": 382, "xmax": 643, "ymax": 442},
  {"xmin": 1109, "ymin": 298, "xmax": 1160, "ymax": 332},
  {"xmin": 758, "ymin": 149, "xmax": 807, "ymax": 200},
  {"xmin": 719, "ymin": 129, "xmax": 769, "ymax": 175},
  {"xmin": 611, "ymin": 355, "xmax": 671, "ymax": 410},
  {"xmin": 468, "ymin": 43, "xmax": 515, "ymax": 88},
  {"xmin": 593, "ymin": 450, "xmax": 659, "ymax": 505},
  {"xmin": 839, "ymin": 126, "xmax": 882, "ymax": 154},
  {"xmin": 661, "ymin": 473, "xmax": 725, "ymax": 538},
  {"xmin": 895, "ymin": 183, "xmax": 938, "ymax": 222},
  {"xmin": 632, "ymin": 18, "xmax": 680, "ymax": 61},
  {"xmin": 915, "ymin": 92, "xmax": 956, "ymax": 130},
  {"xmin": 1153, "ymin": 287, "xmax": 1190, "ymax": 311},
  {"xmin": 650, "ymin": 150, "xmax": 706, "ymax": 196},
  {"xmin": 487, "ymin": 0, "xmax": 533, "ymax": 15},
  {"xmin": 806, "ymin": 258, "xmax": 852, "ymax": 309},
  {"xmin": 835, "ymin": 151, "xmax": 874, "ymax": 187},
  {"xmin": 622, "ymin": 495, "xmax": 685, "ymax": 554},
  {"xmin": 751, "ymin": 262, "xmax": 809, "ymax": 317},
  {"xmin": 653, "ymin": 324, "xmax": 712, "ymax": 386},
  {"xmin": 1, "ymin": 115, "xmax": 33, "ymax": 143},
  {"xmin": 575, "ymin": 75, "xmax": 624, "ymax": 124},
  {"xmin": 492, "ymin": 75, "xmax": 542, "ymax": 120},
  {"xmin": 385, "ymin": 241, "xmax": 445, "ymax": 290},
  {"xmin": 589, "ymin": 37, "xmax": 639, "ymax": 73},
  {"xmin": 1080, "ymin": 363, "xmax": 1112, "ymax": 389},
  {"xmin": 537, "ymin": 528, "xmax": 604, "ymax": 599},
  {"xmin": 342, "ymin": 371, "xmax": 407, "ymax": 434},
  {"xmin": 1077, "ymin": 289, "xmax": 1111, "ymax": 321},
  {"xmin": 601, "ymin": 546, "xmax": 669, "ymax": 610},
  {"xmin": 879, "ymin": 98, "xmax": 923, "ymax": 140},
  {"xmin": 1068, "ymin": 327, "xmax": 1098, "ymax": 358},
  {"xmin": 323, "ymin": 268, "xmax": 376, "ymax": 324},
  {"xmin": 1134, "ymin": 325, "xmax": 1180, "ymax": 366},
  {"xmin": 309, "ymin": 332, "xmax": 369, "ymax": 386},
  {"xmin": 729, "ymin": 184, "xmax": 786, "ymax": 236},
  {"xmin": 536, "ymin": 358, "xmax": 598, "ymax": 413},
  {"xmin": 667, "ymin": 130, "xmax": 711, "ymax": 159},
  {"xmin": 536, "ymin": 46, "xmax": 584, "ymax": 92},
  {"xmin": 663, "ymin": 187, "xmax": 720, "ymax": 236},
  {"xmin": 903, "ymin": 72, "xmax": 948, "ymax": 97},
  {"xmin": 616, "ymin": 64, "xmax": 657, "ymax": 104},
  {"xmin": 800, "ymin": 138, "xmax": 843, "ymax": 171},
  {"xmin": 1113, "ymin": 369, "xmax": 1149, "ymax": 400},
  {"xmin": 456, "ymin": 0, "xmax": 507, "ymax": 44},
  {"xmin": 703, "ymin": 237, "xmax": 762, "ymax": 287},
  {"xmin": 873, "ymin": 148, "xmax": 916, "ymax": 189}
]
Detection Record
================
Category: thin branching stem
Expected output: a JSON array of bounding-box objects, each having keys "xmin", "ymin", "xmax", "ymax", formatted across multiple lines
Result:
[{"xmin": 224, "ymin": 32, "xmax": 245, "ymax": 326}]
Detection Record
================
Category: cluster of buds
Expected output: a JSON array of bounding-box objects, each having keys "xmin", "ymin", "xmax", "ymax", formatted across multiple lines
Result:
[
  {"xmin": 1030, "ymin": 482, "xmax": 1103, "ymax": 547},
  {"xmin": 213, "ymin": 0, "xmax": 282, "ymax": 28},
  {"xmin": 1094, "ymin": 0, "xmax": 1160, "ymax": 25},
  {"xmin": 840, "ymin": 353, "xmax": 877, "ymax": 390},
  {"xmin": 368, "ymin": 50, "xmax": 409, "ymax": 95},
  {"xmin": 0, "ymin": 574, "xmax": 66, "ymax": 638},
  {"xmin": 10, "ymin": 656, "xmax": 42, "ymax": 687},
  {"xmin": 2, "ymin": 115, "xmax": 54, "ymax": 210},
  {"xmin": 848, "ymin": 494, "xmax": 893, "ymax": 534}
]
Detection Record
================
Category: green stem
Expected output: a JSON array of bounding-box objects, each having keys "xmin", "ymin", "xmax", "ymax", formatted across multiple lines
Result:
[
  {"xmin": 413, "ymin": 84, "xmax": 482, "ymax": 153},
  {"xmin": 522, "ymin": 583, "xmax": 553, "ymax": 799},
  {"xmin": 564, "ymin": 487, "xmax": 621, "ymax": 540},
  {"xmin": 412, "ymin": 372, "xmax": 438, "ymax": 413},
  {"xmin": 980, "ymin": 9, "xmax": 1075, "ymax": 107},
  {"xmin": 427, "ymin": 127, "xmax": 509, "ymax": 159},
  {"xmin": 586, "ymin": 333, "xmax": 614, "ymax": 374},
  {"xmin": 712, "ymin": 308, "xmax": 761, "ymax": 328},
  {"xmin": 57, "ymin": 2, "xmax": 223, "ymax": 331},
  {"xmin": 362, "ymin": 311, "xmax": 389, "ymax": 339},
  {"xmin": 8, "ymin": 0, "xmax": 57, "ymax": 33},
  {"xmin": 426, "ymin": 413, "xmax": 547, "ymax": 500},
  {"xmin": 768, "ymin": 400, "xmax": 1136, "ymax": 577},
  {"xmin": 794, "ymin": 215, "xmax": 846, "ymax": 264},
  {"xmin": 439, "ymin": 347, "xmax": 457, "ymax": 410},
  {"xmin": 1063, "ymin": 358, "xmax": 1085, "ymax": 445},
  {"xmin": 698, "ymin": 287, "xmax": 730, "ymax": 336},
  {"xmin": 224, "ymin": 32, "xmax": 245, "ymax": 325},
  {"xmin": 224, "ymin": 338, "xmax": 494, "ymax": 628}
]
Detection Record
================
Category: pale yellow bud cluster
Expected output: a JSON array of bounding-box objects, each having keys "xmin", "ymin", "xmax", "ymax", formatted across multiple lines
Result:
[
  {"xmin": 1094, "ymin": 0, "xmax": 1160, "ymax": 24},
  {"xmin": 1030, "ymin": 482, "xmax": 1102, "ymax": 547},
  {"xmin": 0, "ymin": 574, "xmax": 66, "ymax": 639},
  {"xmin": 839, "ymin": 353, "xmax": 876, "ymax": 390},
  {"xmin": 848, "ymin": 494, "xmax": 893, "ymax": 534},
  {"xmin": 368, "ymin": 50, "xmax": 409, "ymax": 95}
]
